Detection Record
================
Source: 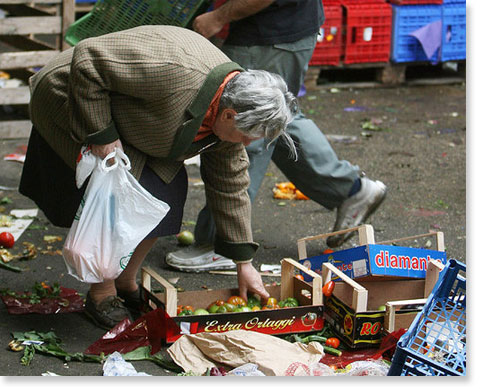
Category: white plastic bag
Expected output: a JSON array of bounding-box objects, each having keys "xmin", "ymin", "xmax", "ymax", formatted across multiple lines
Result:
[{"xmin": 62, "ymin": 147, "xmax": 170, "ymax": 283}]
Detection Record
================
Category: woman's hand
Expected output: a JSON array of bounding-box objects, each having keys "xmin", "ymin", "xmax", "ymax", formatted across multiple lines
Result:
[
  {"xmin": 91, "ymin": 139, "xmax": 123, "ymax": 162},
  {"xmin": 236, "ymin": 262, "xmax": 270, "ymax": 303}
]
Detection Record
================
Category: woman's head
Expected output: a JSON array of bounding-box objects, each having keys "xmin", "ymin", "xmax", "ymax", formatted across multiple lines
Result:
[{"xmin": 218, "ymin": 70, "xmax": 298, "ymax": 158}]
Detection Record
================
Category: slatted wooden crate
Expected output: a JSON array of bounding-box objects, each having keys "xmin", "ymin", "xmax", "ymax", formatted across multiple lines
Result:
[{"xmin": 0, "ymin": 0, "xmax": 74, "ymax": 139}]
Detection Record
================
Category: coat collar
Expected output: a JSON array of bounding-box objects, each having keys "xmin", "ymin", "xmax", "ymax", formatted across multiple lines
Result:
[{"xmin": 167, "ymin": 62, "xmax": 244, "ymax": 160}]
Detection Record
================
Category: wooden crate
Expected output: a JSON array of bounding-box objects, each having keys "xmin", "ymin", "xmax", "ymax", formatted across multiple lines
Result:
[
  {"xmin": 141, "ymin": 258, "xmax": 324, "ymax": 344},
  {"xmin": 0, "ymin": 0, "xmax": 74, "ymax": 139}
]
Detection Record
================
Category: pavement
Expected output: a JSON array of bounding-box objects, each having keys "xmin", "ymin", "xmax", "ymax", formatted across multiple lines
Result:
[{"xmin": 0, "ymin": 74, "xmax": 467, "ymax": 377}]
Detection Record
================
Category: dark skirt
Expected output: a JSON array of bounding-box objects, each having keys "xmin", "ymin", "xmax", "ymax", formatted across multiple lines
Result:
[{"xmin": 19, "ymin": 128, "xmax": 188, "ymax": 238}]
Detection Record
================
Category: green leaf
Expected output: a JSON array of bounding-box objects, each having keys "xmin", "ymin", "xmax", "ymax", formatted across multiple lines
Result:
[{"xmin": 0, "ymin": 197, "xmax": 12, "ymax": 205}]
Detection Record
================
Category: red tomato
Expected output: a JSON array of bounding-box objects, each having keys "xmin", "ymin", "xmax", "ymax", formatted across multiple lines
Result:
[
  {"xmin": 325, "ymin": 337, "xmax": 340, "ymax": 349},
  {"xmin": 227, "ymin": 296, "xmax": 246, "ymax": 307},
  {"xmin": 323, "ymin": 248, "xmax": 334, "ymax": 255},
  {"xmin": 0, "ymin": 231, "xmax": 15, "ymax": 248},
  {"xmin": 294, "ymin": 274, "xmax": 304, "ymax": 281},
  {"xmin": 322, "ymin": 280, "xmax": 335, "ymax": 297},
  {"xmin": 177, "ymin": 305, "xmax": 184, "ymax": 315}
]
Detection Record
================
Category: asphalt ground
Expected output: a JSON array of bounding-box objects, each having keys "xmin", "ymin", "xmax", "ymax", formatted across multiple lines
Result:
[{"xmin": 0, "ymin": 69, "xmax": 470, "ymax": 381}]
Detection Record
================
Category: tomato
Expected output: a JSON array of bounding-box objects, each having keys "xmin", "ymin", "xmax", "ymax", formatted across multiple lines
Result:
[
  {"xmin": 183, "ymin": 305, "xmax": 194, "ymax": 312},
  {"xmin": 227, "ymin": 296, "xmax": 246, "ymax": 307},
  {"xmin": 0, "ymin": 231, "xmax": 15, "ymax": 248},
  {"xmin": 325, "ymin": 337, "xmax": 340, "ymax": 349},
  {"xmin": 322, "ymin": 281, "xmax": 335, "ymax": 297},
  {"xmin": 294, "ymin": 274, "xmax": 304, "ymax": 281},
  {"xmin": 223, "ymin": 303, "xmax": 236, "ymax": 312},
  {"xmin": 261, "ymin": 304, "xmax": 279, "ymax": 310},
  {"xmin": 322, "ymin": 248, "xmax": 334, "ymax": 255},
  {"xmin": 177, "ymin": 305, "xmax": 184, "ymax": 315},
  {"xmin": 266, "ymin": 297, "xmax": 277, "ymax": 306},
  {"xmin": 251, "ymin": 305, "xmax": 261, "ymax": 311},
  {"xmin": 247, "ymin": 296, "xmax": 261, "ymax": 308}
]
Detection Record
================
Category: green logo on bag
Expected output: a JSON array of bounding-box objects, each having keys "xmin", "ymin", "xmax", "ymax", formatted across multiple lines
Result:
[
  {"xmin": 74, "ymin": 197, "xmax": 86, "ymax": 221},
  {"xmin": 120, "ymin": 252, "xmax": 134, "ymax": 270}
]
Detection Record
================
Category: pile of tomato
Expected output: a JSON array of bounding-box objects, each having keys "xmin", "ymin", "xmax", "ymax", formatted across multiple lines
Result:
[{"xmin": 176, "ymin": 279, "xmax": 336, "ymax": 316}]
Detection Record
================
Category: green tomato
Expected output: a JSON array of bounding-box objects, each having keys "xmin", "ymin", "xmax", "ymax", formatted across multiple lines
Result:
[
  {"xmin": 193, "ymin": 308, "xmax": 209, "ymax": 315},
  {"xmin": 216, "ymin": 305, "xmax": 228, "ymax": 313},
  {"xmin": 377, "ymin": 305, "xmax": 386, "ymax": 311},
  {"xmin": 247, "ymin": 297, "xmax": 261, "ymax": 308},
  {"xmin": 208, "ymin": 304, "xmax": 221, "ymax": 314},
  {"xmin": 176, "ymin": 230, "xmax": 194, "ymax": 246},
  {"xmin": 234, "ymin": 306, "xmax": 252, "ymax": 313},
  {"xmin": 178, "ymin": 309, "xmax": 193, "ymax": 316},
  {"xmin": 224, "ymin": 303, "xmax": 236, "ymax": 312}
]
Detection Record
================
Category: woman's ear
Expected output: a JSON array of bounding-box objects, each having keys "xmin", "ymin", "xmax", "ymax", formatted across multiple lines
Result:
[{"xmin": 221, "ymin": 108, "xmax": 237, "ymax": 121}]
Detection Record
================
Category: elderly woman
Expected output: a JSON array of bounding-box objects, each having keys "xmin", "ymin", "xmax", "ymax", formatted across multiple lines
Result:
[{"xmin": 19, "ymin": 25, "xmax": 297, "ymax": 329}]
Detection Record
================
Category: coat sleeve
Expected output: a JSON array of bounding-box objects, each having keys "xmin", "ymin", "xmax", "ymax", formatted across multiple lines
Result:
[{"xmin": 200, "ymin": 143, "xmax": 259, "ymax": 262}]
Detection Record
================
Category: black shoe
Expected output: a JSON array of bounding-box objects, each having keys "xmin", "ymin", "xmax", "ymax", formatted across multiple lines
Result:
[
  {"xmin": 117, "ymin": 287, "xmax": 144, "ymax": 319},
  {"xmin": 84, "ymin": 293, "xmax": 133, "ymax": 330}
]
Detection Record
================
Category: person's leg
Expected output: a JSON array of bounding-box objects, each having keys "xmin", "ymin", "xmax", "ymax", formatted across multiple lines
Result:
[
  {"xmin": 272, "ymin": 113, "xmax": 359, "ymax": 210},
  {"xmin": 115, "ymin": 237, "xmax": 158, "ymax": 293}
]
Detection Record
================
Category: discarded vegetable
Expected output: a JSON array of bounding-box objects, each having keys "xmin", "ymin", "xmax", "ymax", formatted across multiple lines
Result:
[
  {"xmin": 322, "ymin": 281, "xmax": 335, "ymax": 297},
  {"xmin": 0, "ymin": 231, "xmax": 15, "ymax": 248}
]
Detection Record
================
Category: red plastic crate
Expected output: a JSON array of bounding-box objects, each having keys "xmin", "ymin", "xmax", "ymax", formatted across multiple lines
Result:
[
  {"xmin": 343, "ymin": 2, "xmax": 393, "ymax": 64},
  {"xmin": 388, "ymin": 1, "xmax": 443, "ymax": 5},
  {"xmin": 309, "ymin": 5, "xmax": 343, "ymax": 66}
]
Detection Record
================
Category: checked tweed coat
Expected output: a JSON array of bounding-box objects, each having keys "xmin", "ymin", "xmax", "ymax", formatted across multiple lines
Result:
[{"xmin": 27, "ymin": 25, "xmax": 259, "ymax": 261}]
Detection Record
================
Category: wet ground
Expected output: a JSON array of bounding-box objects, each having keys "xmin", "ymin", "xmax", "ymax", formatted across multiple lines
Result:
[{"xmin": 0, "ymin": 68, "xmax": 467, "ymax": 376}]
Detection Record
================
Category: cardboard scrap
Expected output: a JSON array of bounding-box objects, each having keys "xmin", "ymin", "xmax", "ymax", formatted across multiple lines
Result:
[
  {"xmin": 167, "ymin": 329, "xmax": 324, "ymax": 376},
  {"xmin": 0, "ymin": 209, "xmax": 38, "ymax": 241}
]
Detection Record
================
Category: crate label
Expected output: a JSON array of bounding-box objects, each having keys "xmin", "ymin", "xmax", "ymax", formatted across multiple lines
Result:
[
  {"xmin": 300, "ymin": 244, "xmax": 447, "ymax": 281},
  {"xmin": 353, "ymin": 259, "xmax": 368, "ymax": 278}
]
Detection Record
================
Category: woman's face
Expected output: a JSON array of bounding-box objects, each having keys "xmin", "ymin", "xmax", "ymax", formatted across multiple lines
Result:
[{"xmin": 213, "ymin": 108, "xmax": 262, "ymax": 146}]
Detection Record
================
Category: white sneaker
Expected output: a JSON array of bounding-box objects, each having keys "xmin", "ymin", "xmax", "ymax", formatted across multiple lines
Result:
[
  {"xmin": 327, "ymin": 177, "xmax": 387, "ymax": 248},
  {"xmin": 165, "ymin": 244, "xmax": 236, "ymax": 272}
]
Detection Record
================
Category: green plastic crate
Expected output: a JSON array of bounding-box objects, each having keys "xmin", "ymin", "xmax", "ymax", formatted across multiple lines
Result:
[{"xmin": 65, "ymin": 0, "xmax": 211, "ymax": 46}]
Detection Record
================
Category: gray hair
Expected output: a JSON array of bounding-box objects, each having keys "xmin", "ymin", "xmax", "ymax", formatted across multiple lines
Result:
[{"xmin": 219, "ymin": 69, "xmax": 298, "ymax": 159}]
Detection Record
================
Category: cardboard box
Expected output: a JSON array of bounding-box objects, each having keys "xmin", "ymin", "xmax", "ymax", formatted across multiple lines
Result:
[
  {"xmin": 297, "ymin": 225, "xmax": 447, "ymax": 281},
  {"xmin": 140, "ymin": 258, "xmax": 325, "ymax": 344},
  {"xmin": 320, "ymin": 259, "xmax": 444, "ymax": 349}
]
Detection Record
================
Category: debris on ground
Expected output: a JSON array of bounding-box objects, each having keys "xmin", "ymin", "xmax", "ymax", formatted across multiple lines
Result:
[
  {"xmin": 0, "ymin": 282, "xmax": 84, "ymax": 314},
  {"xmin": 103, "ymin": 352, "xmax": 150, "ymax": 376},
  {"xmin": 272, "ymin": 182, "xmax": 309, "ymax": 200}
]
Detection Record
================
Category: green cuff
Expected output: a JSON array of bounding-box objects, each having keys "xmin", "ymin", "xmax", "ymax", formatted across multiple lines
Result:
[
  {"xmin": 85, "ymin": 121, "xmax": 119, "ymax": 145},
  {"xmin": 214, "ymin": 238, "xmax": 259, "ymax": 261}
]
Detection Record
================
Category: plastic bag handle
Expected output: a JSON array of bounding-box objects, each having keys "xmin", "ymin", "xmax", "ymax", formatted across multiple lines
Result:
[
  {"xmin": 99, "ymin": 148, "xmax": 131, "ymax": 172},
  {"xmin": 100, "ymin": 150, "xmax": 119, "ymax": 172},
  {"xmin": 114, "ymin": 148, "xmax": 132, "ymax": 170}
]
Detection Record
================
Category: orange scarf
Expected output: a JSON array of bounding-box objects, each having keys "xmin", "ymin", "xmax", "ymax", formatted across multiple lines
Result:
[{"xmin": 194, "ymin": 71, "xmax": 240, "ymax": 142}]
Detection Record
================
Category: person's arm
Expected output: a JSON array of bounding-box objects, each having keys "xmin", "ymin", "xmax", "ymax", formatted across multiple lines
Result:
[
  {"xmin": 193, "ymin": 0, "xmax": 275, "ymax": 38},
  {"xmin": 200, "ymin": 143, "xmax": 270, "ymax": 301}
]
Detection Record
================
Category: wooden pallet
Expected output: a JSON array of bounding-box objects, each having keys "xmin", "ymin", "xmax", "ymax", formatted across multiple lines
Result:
[
  {"xmin": 305, "ymin": 60, "xmax": 465, "ymax": 90},
  {"xmin": 0, "ymin": 0, "xmax": 74, "ymax": 139}
]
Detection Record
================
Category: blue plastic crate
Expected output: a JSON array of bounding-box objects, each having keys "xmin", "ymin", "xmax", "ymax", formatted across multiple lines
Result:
[
  {"xmin": 391, "ymin": 4, "xmax": 442, "ymax": 63},
  {"xmin": 388, "ymin": 259, "xmax": 466, "ymax": 376},
  {"xmin": 441, "ymin": 1, "xmax": 466, "ymax": 61}
]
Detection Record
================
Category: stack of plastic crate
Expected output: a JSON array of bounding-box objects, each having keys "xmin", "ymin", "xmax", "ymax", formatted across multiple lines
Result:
[
  {"xmin": 388, "ymin": 259, "xmax": 466, "ymax": 376},
  {"xmin": 309, "ymin": 0, "xmax": 343, "ymax": 66},
  {"xmin": 390, "ymin": 0, "xmax": 465, "ymax": 63},
  {"xmin": 440, "ymin": 0, "xmax": 466, "ymax": 61},
  {"xmin": 340, "ymin": 0, "xmax": 393, "ymax": 64}
]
